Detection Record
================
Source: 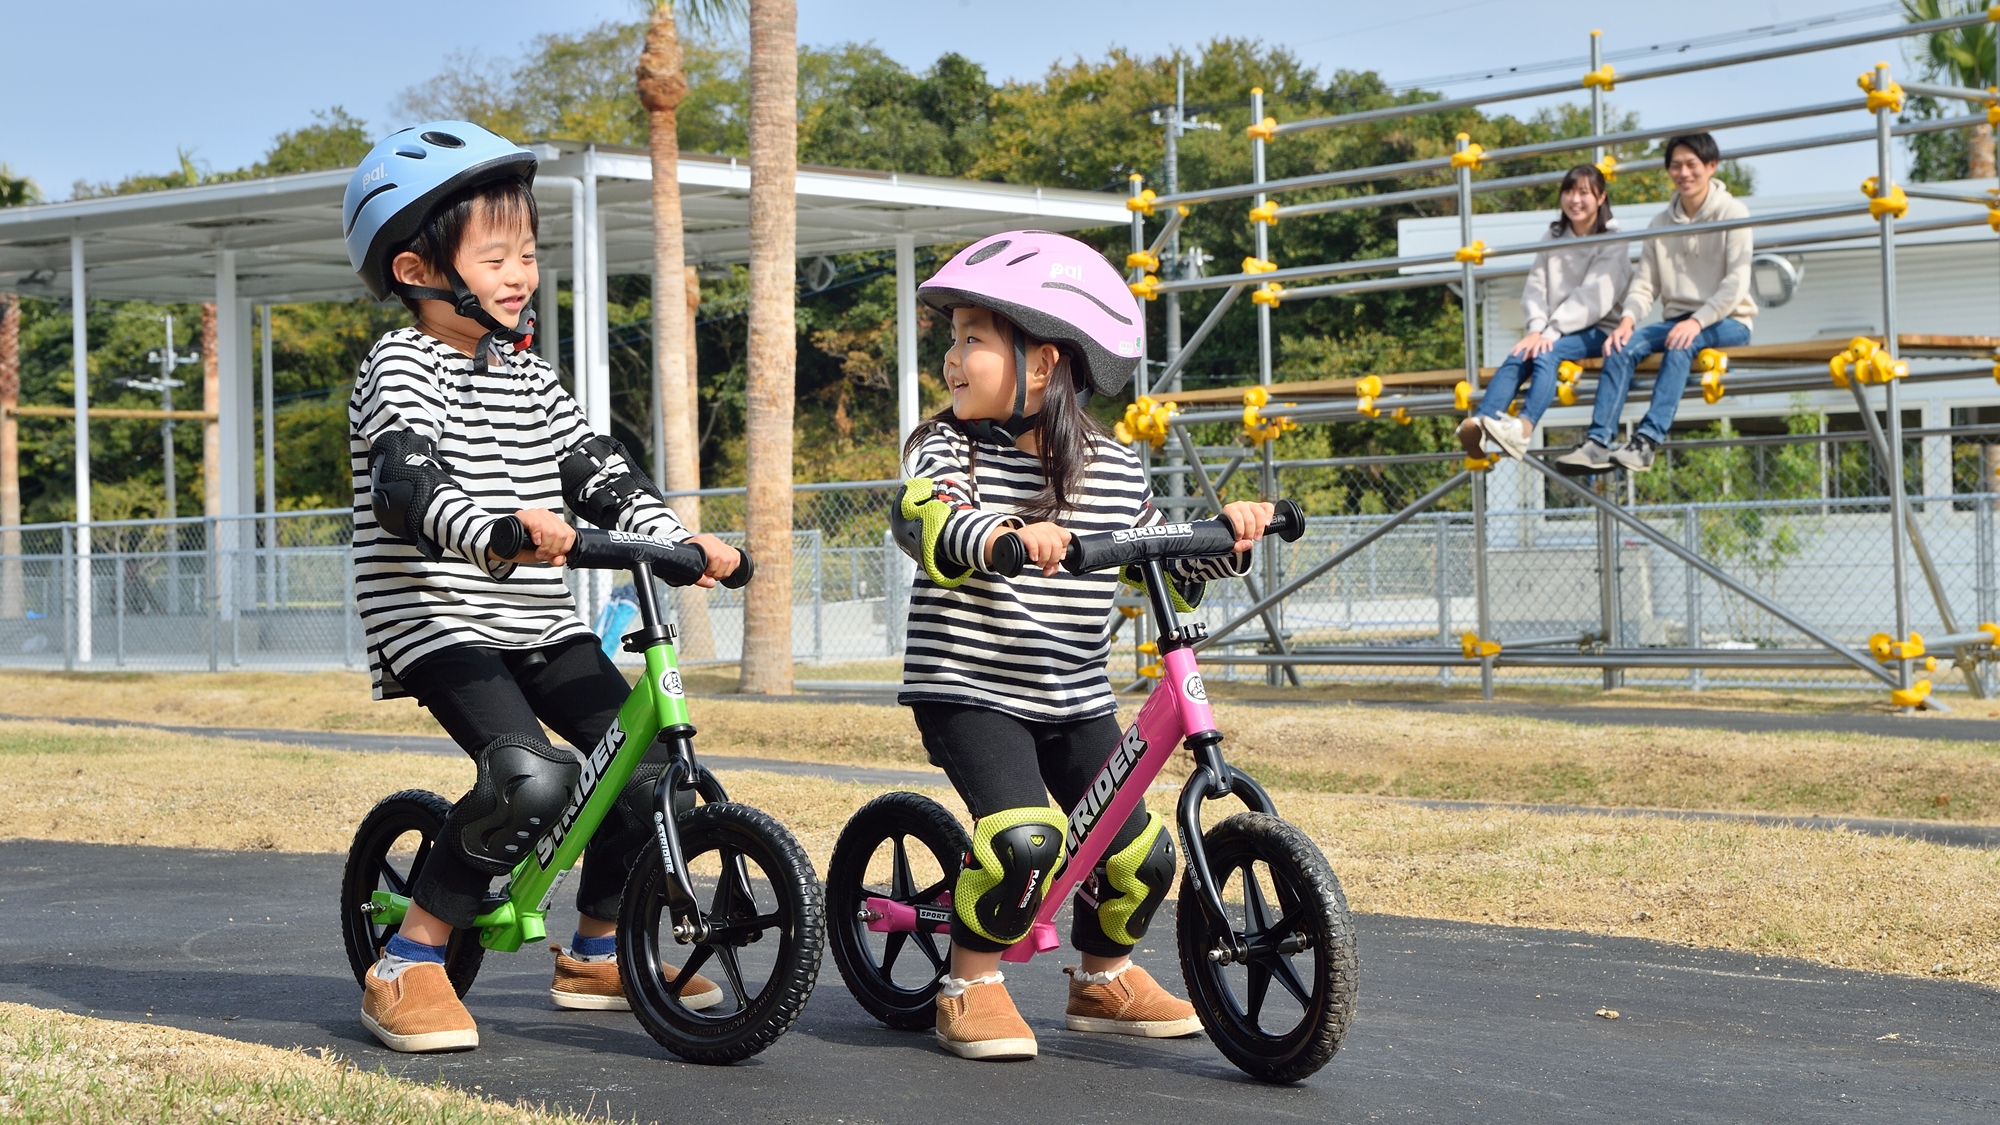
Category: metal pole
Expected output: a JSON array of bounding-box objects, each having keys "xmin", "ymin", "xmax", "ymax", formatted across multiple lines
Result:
[
  {"xmin": 1590, "ymin": 30, "xmax": 1605, "ymax": 164},
  {"xmin": 60, "ymin": 524, "xmax": 72, "ymax": 672},
  {"xmin": 1436, "ymin": 512, "xmax": 1452, "ymax": 689},
  {"xmin": 1164, "ymin": 67, "xmax": 1186, "ymax": 512},
  {"xmin": 896, "ymin": 233, "xmax": 918, "ymax": 445},
  {"xmin": 812, "ymin": 528, "xmax": 823, "ymax": 664},
  {"xmin": 1597, "ymin": 504, "xmax": 1623, "ymax": 690},
  {"xmin": 1982, "ymin": 497, "xmax": 1997, "ymax": 696},
  {"xmin": 115, "ymin": 542, "xmax": 124, "ymax": 668},
  {"xmin": 343, "ymin": 540, "xmax": 356, "ymax": 670},
  {"xmin": 70, "ymin": 233, "xmax": 91, "ymax": 664},
  {"xmin": 1452, "ymin": 131, "xmax": 1491, "ymax": 700},
  {"xmin": 1173, "ymin": 425, "xmax": 1300, "ymax": 676},
  {"xmin": 1251, "ymin": 86, "xmax": 1287, "ymax": 684},
  {"xmin": 207, "ymin": 515, "xmax": 219, "ymax": 674},
  {"xmin": 1684, "ymin": 503, "xmax": 1704, "ymax": 692},
  {"xmin": 260, "ymin": 305, "xmax": 276, "ymax": 613},
  {"xmin": 1874, "ymin": 62, "xmax": 1915, "ymax": 707},
  {"xmin": 1526, "ymin": 456, "xmax": 1897, "ymax": 686}
]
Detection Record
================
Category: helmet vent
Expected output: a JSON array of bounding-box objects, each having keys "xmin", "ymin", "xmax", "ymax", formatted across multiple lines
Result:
[
  {"xmin": 1005, "ymin": 251, "xmax": 1039, "ymax": 267},
  {"xmin": 1040, "ymin": 281, "xmax": 1134, "ymax": 326},
  {"xmin": 420, "ymin": 131, "xmax": 467, "ymax": 148},
  {"xmin": 345, "ymin": 181, "xmax": 399, "ymax": 235},
  {"xmin": 394, "ymin": 145, "xmax": 427, "ymax": 159},
  {"xmin": 964, "ymin": 239, "xmax": 1011, "ymax": 265}
]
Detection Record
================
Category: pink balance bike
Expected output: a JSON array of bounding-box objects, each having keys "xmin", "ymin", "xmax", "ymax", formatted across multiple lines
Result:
[{"xmin": 827, "ymin": 500, "xmax": 1357, "ymax": 1083}]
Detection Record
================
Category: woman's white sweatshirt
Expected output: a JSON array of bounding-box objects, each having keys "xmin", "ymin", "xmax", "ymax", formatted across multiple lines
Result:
[{"xmin": 1521, "ymin": 218, "xmax": 1631, "ymax": 340}]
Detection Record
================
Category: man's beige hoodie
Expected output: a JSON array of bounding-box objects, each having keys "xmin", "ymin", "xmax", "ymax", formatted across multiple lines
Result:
[
  {"xmin": 1619, "ymin": 179, "xmax": 1757, "ymax": 330},
  {"xmin": 1522, "ymin": 218, "xmax": 1631, "ymax": 339}
]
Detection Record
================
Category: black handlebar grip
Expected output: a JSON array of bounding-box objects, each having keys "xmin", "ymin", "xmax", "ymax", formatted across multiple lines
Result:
[
  {"xmin": 719, "ymin": 546, "xmax": 755, "ymax": 589},
  {"xmin": 989, "ymin": 532, "xmax": 1028, "ymax": 578},
  {"xmin": 488, "ymin": 515, "xmax": 529, "ymax": 560},
  {"xmin": 1268, "ymin": 498, "xmax": 1306, "ymax": 543},
  {"xmin": 1063, "ymin": 518, "xmax": 1240, "ymax": 575}
]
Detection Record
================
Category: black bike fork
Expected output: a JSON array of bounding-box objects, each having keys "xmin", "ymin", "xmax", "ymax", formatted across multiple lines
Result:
[
  {"xmin": 1175, "ymin": 728, "xmax": 1279, "ymax": 962},
  {"xmin": 648, "ymin": 725, "xmax": 731, "ymax": 943}
]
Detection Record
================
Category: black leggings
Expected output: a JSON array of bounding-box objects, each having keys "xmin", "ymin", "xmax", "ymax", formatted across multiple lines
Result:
[
  {"xmin": 400, "ymin": 637, "xmax": 665, "ymax": 930},
  {"xmin": 910, "ymin": 701, "xmax": 1153, "ymax": 958}
]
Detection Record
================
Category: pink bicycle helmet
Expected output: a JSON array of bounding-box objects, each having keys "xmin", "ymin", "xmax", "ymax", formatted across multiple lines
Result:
[{"xmin": 919, "ymin": 230, "xmax": 1144, "ymax": 399}]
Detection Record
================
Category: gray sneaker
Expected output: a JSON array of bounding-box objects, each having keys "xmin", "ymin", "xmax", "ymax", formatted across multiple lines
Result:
[
  {"xmin": 1554, "ymin": 439, "xmax": 1615, "ymax": 473},
  {"xmin": 1611, "ymin": 435, "xmax": 1660, "ymax": 472},
  {"xmin": 1479, "ymin": 414, "xmax": 1531, "ymax": 461}
]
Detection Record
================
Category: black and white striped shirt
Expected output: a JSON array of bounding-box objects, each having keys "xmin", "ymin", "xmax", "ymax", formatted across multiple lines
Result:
[
  {"xmin": 898, "ymin": 425, "xmax": 1246, "ymax": 722},
  {"xmin": 349, "ymin": 327, "xmax": 687, "ymax": 699}
]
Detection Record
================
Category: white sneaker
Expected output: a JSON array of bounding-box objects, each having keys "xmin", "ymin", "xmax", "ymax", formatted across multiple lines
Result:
[{"xmin": 1479, "ymin": 415, "xmax": 1531, "ymax": 461}]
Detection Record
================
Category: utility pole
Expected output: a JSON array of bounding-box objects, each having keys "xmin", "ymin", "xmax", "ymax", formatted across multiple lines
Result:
[{"xmin": 125, "ymin": 315, "xmax": 199, "ymax": 518}]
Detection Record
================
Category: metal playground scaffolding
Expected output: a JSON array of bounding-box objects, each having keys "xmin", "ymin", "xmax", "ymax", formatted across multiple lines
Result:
[{"xmin": 1111, "ymin": 11, "xmax": 2000, "ymax": 709}]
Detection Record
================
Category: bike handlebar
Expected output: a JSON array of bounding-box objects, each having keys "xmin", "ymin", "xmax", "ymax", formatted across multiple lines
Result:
[
  {"xmin": 491, "ymin": 517, "xmax": 754, "ymax": 589},
  {"xmin": 1059, "ymin": 498, "xmax": 1305, "ymax": 576}
]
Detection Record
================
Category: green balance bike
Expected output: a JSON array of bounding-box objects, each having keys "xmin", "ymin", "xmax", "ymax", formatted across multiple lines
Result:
[{"xmin": 339, "ymin": 525, "xmax": 825, "ymax": 1063}]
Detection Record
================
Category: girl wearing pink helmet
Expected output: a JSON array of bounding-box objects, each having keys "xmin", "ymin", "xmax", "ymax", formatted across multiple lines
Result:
[{"xmin": 892, "ymin": 231, "xmax": 1276, "ymax": 1060}]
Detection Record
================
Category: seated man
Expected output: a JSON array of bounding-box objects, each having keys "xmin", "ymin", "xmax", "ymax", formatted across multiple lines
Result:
[{"xmin": 1556, "ymin": 132, "xmax": 1755, "ymax": 474}]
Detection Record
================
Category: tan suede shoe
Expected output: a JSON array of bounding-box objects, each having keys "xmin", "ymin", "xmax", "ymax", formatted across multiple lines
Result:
[
  {"xmin": 935, "ymin": 977, "xmax": 1037, "ymax": 1060},
  {"xmin": 548, "ymin": 947, "xmax": 723, "ymax": 1011},
  {"xmin": 1064, "ymin": 964, "xmax": 1203, "ymax": 1037},
  {"xmin": 360, "ymin": 961, "xmax": 478, "ymax": 1053}
]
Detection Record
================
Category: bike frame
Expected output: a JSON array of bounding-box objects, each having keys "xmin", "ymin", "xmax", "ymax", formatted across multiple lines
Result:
[
  {"xmin": 867, "ymin": 557, "xmax": 1276, "ymax": 961},
  {"xmin": 368, "ymin": 566, "xmax": 726, "ymax": 953}
]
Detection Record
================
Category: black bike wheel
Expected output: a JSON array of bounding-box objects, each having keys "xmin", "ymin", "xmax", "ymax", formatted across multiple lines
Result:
[
  {"xmin": 1177, "ymin": 813, "xmax": 1357, "ymax": 1084},
  {"xmin": 617, "ymin": 801, "xmax": 825, "ymax": 1064},
  {"xmin": 826, "ymin": 791, "xmax": 968, "ymax": 1029},
  {"xmin": 339, "ymin": 789, "xmax": 486, "ymax": 996}
]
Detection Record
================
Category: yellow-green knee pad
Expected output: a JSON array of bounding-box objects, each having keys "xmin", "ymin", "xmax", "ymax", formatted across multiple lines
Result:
[
  {"xmin": 955, "ymin": 807, "xmax": 1066, "ymax": 946},
  {"xmin": 1093, "ymin": 810, "xmax": 1176, "ymax": 946}
]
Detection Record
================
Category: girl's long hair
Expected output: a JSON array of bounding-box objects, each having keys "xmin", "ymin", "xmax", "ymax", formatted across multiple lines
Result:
[
  {"xmin": 901, "ymin": 312, "xmax": 1108, "ymax": 524},
  {"xmin": 1548, "ymin": 164, "xmax": 1613, "ymax": 237}
]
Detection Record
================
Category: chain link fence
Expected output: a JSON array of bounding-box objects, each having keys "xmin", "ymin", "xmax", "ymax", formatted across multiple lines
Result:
[{"xmin": 5, "ymin": 428, "xmax": 1996, "ymax": 694}]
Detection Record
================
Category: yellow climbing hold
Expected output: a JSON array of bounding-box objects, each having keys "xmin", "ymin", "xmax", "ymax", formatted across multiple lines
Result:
[
  {"xmin": 1126, "ymin": 250, "xmax": 1160, "ymax": 272},
  {"xmin": 1136, "ymin": 640, "xmax": 1159, "ymax": 656},
  {"xmin": 1450, "ymin": 143, "xmax": 1485, "ymax": 170},
  {"xmin": 1249, "ymin": 201, "xmax": 1279, "ymax": 226},
  {"xmin": 1463, "ymin": 455, "xmax": 1493, "ymax": 472},
  {"xmin": 1595, "ymin": 154, "xmax": 1618, "ymax": 182},
  {"xmin": 1251, "ymin": 282, "xmax": 1284, "ymax": 308},
  {"xmin": 1857, "ymin": 70, "xmax": 1905, "ymax": 114},
  {"xmin": 1242, "ymin": 385, "xmax": 1297, "ymax": 443},
  {"xmin": 1118, "ymin": 604, "xmax": 1143, "ymax": 620},
  {"xmin": 1582, "ymin": 64, "xmax": 1616, "ymax": 91},
  {"xmin": 1454, "ymin": 380, "xmax": 1473, "ymax": 412},
  {"xmin": 1128, "ymin": 275, "xmax": 1161, "ymax": 301},
  {"xmin": 1246, "ymin": 116, "xmax": 1278, "ymax": 143},
  {"xmin": 1890, "ymin": 678, "xmax": 1933, "ymax": 708},
  {"xmin": 1138, "ymin": 661, "xmax": 1164, "ymax": 680},
  {"xmin": 1393, "ymin": 406, "xmax": 1413, "ymax": 425},
  {"xmin": 1696, "ymin": 348, "xmax": 1729, "ymax": 405},
  {"xmin": 1556, "ymin": 359, "xmax": 1584, "ymax": 406},
  {"xmin": 1868, "ymin": 631, "xmax": 1926, "ymax": 663},
  {"xmin": 1455, "ymin": 241, "xmax": 1488, "ymax": 265},
  {"xmin": 1115, "ymin": 396, "xmax": 1178, "ymax": 449},
  {"xmin": 1460, "ymin": 632, "xmax": 1502, "ymax": 659},
  {"xmin": 1830, "ymin": 337, "xmax": 1904, "ymax": 386},
  {"xmin": 1126, "ymin": 189, "xmax": 1158, "ymax": 216},
  {"xmin": 1242, "ymin": 256, "xmax": 1278, "ymax": 275}
]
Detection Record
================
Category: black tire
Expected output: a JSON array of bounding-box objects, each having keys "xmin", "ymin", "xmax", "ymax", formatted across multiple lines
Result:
[
  {"xmin": 1177, "ymin": 813, "xmax": 1357, "ymax": 1084},
  {"xmin": 826, "ymin": 792, "xmax": 969, "ymax": 1029},
  {"xmin": 617, "ymin": 802, "xmax": 825, "ymax": 1064},
  {"xmin": 339, "ymin": 789, "xmax": 486, "ymax": 996}
]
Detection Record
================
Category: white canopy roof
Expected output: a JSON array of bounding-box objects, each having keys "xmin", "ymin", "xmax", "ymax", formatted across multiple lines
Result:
[{"xmin": 0, "ymin": 141, "xmax": 1129, "ymax": 303}]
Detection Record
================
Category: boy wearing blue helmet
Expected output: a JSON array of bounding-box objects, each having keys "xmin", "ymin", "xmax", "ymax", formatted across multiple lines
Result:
[{"xmin": 342, "ymin": 122, "xmax": 740, "ymax": 1052}]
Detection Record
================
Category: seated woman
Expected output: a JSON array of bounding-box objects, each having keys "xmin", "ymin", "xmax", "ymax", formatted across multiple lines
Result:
[{"xmin": 1458, "ymin": 164, "xmax": 1629, "ymax": 461}]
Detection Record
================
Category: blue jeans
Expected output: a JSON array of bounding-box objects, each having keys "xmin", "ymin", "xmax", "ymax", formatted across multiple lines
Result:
[
  {"xmin": 1587, "ymin": 316, "xmax": 1753, "ymax": 446},
  {"xmin": 1474, "ymin": 328, "xmax": 1607, "ymax": 426}
]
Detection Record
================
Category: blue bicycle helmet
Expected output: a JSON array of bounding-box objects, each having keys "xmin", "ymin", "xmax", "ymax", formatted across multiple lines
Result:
[{"xmin": 343, "ymin": 121, "xmax": 539, "ymax": 358}]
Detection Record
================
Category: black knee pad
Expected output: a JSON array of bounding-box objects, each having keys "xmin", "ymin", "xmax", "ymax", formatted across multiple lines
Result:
[
  {"xmin": 444, "ymin": 734, "xmax": 581, "ymax": 876},
  {"xmin": 1080, "ymin": 811, "xmax": 1175, "ymax": 946},
  {"xmin": 954, "ymin": 808, "xmax": 1066, "ymax": 946}
]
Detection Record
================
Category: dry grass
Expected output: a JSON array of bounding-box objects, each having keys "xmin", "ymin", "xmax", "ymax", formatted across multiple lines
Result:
[
  {"xmin": 2, "ymin": 722, "xmax": 1997, "ymax": 987},
  {"xmin": 0, "ymin": 1002, "xmax": 633, "ymax": 1124}
]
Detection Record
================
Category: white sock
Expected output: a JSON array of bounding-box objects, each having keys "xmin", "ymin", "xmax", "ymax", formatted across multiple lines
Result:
[
  {"xmin": 1067, "ymin": 962, "xmax": 1132, "ymax": 986},
  {"xmin": 373, "ymin": 953, "xmax": 426, "ymax": 981},
  {"xmin": 938, "ymin": 971, "xmax": 1004, "ymax": 999}
]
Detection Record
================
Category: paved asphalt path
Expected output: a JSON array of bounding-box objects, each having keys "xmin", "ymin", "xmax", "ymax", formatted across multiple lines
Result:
[{"xmin": 2, "ymin": 840, "xmax": 1996, "ymax": 1123}]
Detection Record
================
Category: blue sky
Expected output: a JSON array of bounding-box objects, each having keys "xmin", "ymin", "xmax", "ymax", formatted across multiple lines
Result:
[{"xmin": 5, "ymin": 1, "xmax": 1941, "ymax": 200}]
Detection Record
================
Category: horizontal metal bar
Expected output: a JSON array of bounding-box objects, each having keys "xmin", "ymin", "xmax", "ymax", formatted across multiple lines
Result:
[
  {"xmin": 1262, "ymin": 8, "xmax": 1992, "ymax": 138},
  {"xmin": 1199, "ymin": 649, "xmax": 1877, "ymax": 669},
  {"xmin": 1152, "ymin": 203, "xmax": 1870, "ymax": 297},
  {"xmin": 1926, "ymin": 629, "xmax": 2000, "ymax": 650},
  {"xmin": 1902, "ymin": 184, "xmax": 1998, "ymax": 207},
  {"xmin": 1903, "ymin": 80, "xmax": 1999, "ymax": 106}
]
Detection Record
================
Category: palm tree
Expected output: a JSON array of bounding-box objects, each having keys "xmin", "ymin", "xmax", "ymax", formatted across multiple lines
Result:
[
  {"xmin": 1905, "ymin": 0, "xmax": 1998, "ymax": 178},
  {"xmin": 740, "ymin": 0, "xmax": 798, "ymax": 694},
  {"xmin": 637, "ymin": 0, "xmax": 739, "ymax": 662}
]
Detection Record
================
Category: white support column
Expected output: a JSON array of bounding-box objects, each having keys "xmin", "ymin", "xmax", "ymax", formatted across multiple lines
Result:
[
  {"xmin": 896, "ymin": 233, "xmax": 918, "ymax": 448},
  {"xmin": 588, "ymin": 175, "xmax": 612, "ymax": 435},
  {"xmin": 538, "ymin": 265, "xmax": 561, "ymax": 376},
  {"xmin": 215, "ymin": 257, "xmax": 249, "ymax": 627},
  {"xmin": 260, "ymin": 305, "xmax": 276, "ymax": 609},
  {"xmin": 578, "ymin": 155, "xmax": 608, "ymax": 624},
  {"xmin": 69, "ymin": 233, "xmax": 90, "ymax": 662}
]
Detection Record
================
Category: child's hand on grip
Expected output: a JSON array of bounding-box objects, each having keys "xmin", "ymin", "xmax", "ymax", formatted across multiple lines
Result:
[
  {"xmin": 991, "ymin": 521, "xmax": 1072, "ymax": 577},
  {"xmin": 1220, "ymin": 501, "xmax": 1275, "ymax": 553}
]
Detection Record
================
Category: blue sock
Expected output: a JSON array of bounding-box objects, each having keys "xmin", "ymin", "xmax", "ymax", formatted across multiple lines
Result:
[
  {"xmin": 571, "ymin": 932, "xmax": 617, "ymax": 958},
  {"xmin": 385, "ymin": 933, "xmax": 447, "ymax": 964}
]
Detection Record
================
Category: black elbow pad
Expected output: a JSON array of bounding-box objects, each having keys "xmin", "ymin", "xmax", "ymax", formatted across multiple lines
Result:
[
  {"xmin": 368, "ymin": 428, "xmax": 452, "ymax": 560},
  {"xmin": 560, "ymin": 434, "xmax": 663, "ymax": 530}
]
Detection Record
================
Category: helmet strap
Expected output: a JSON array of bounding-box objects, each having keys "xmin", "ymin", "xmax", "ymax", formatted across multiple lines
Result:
[
  {"xmin": 393, "ymin": 264, "xmax": 534, "ymax": 374},
  {"xmin": 956, "ymin": 330, "xmax": 1037, "ymax": 446}
]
